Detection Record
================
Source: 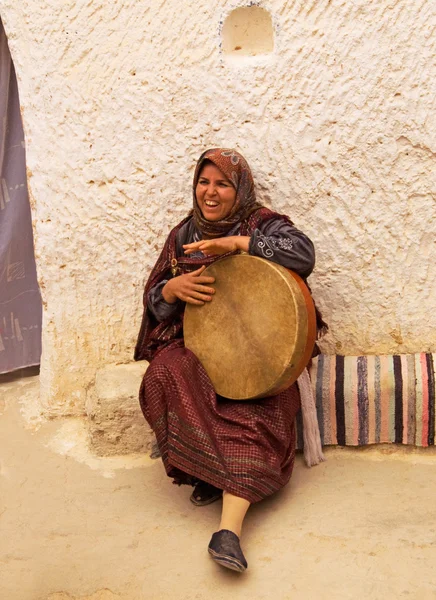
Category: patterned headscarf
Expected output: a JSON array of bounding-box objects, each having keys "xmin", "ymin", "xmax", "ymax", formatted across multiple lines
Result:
[{"xmin": 192, "ymin": 148, "xmax": 263, "ymax": 238}]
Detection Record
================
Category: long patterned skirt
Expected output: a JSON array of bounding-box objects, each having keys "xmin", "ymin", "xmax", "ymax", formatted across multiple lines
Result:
[{"xmin": 139, "ymin": 344, "xmax": 301, "ymax": 503}]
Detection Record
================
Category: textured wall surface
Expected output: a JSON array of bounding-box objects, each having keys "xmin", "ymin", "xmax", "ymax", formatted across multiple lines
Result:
[{"xmin": 0, "ymin": 0, "xmax": 435, "ymax": 414}]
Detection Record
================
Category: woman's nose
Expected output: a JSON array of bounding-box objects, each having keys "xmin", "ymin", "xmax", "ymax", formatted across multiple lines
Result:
[{"xmin": 205, "ymin": 185, "xmax": 217, "ymax": 196}]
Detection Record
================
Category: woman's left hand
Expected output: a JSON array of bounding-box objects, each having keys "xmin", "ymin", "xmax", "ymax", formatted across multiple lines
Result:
[{"xmin": 183, "ymin": 236, "xmax": 250, "ymax": 256}]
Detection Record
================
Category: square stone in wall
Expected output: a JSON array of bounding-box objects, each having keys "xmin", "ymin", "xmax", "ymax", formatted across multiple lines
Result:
[{"xmin": 86, "ymin": 361, "xmax": 153, "ymax": 456}]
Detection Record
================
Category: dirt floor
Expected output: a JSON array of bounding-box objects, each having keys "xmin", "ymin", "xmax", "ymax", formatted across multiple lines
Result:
[{"xmin": 1, "ymin": 371, "xmax": 436, "ymax": 600}]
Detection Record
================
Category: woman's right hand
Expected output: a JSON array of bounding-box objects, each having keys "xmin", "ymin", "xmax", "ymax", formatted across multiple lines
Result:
[{"xmin": 162, "ymin": 266, "xmax": 216, "ymax": 305}]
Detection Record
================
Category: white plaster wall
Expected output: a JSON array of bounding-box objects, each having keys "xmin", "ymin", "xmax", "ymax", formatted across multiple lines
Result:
[{"xmin": 0, "ymin": 0, "xmax": 435, "ymax": 414}]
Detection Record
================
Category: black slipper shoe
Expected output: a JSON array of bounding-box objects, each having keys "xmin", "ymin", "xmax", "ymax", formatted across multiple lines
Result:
[
  {"xmin": 190, "ymin": 481, "xmax": 223, "ymax": 506},
  {"xmin": 208, "ymin": 529, "xmax": 248, "ymax": 572}
]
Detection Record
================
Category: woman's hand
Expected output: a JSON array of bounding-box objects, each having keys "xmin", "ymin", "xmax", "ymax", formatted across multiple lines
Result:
[
  {"xmin": 162, "ymin": 266, "xmax": 216, "ymax": 306},
  {"xmin": 183, "ymin": 236, "xmax": 250, "ymax": 256}
]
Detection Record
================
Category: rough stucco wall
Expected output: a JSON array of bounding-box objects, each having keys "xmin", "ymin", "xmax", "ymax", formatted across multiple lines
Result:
[{"xmin": 0, "ymin": 0, "xmax": 435, "ymax": 414}]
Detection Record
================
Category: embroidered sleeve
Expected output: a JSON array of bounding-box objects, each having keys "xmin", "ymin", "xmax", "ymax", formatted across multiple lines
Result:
[
  {"xmin": 248, "ymin": 219, "xmax": 315, "ymax": 277},
  {"xmin": 253, "ymin": 233, "xmax": 295, "ymax": 257},
  {"xmin": 254, "ymin": 232, "xmax": 276, "ymax": 258}
]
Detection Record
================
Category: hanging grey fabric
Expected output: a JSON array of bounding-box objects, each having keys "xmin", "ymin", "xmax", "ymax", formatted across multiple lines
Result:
[{"xmin": 0, "ymin": 19, "xmax": 42, "ymax": 373}]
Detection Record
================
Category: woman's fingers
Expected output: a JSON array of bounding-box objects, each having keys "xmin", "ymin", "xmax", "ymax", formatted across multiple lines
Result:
[
  {"xmin": 184, "ymin": 239, "xmax": 234, "ymax": 256},
  {"xmin": 193, "ymin": 284, "xmax": 215, "ymax": 294},
  {"xmin": 184, "ymin": 297, "xmax": 205, "ymax": 306},
  {"xmin": 197, "ymin": 244, "xmax": 214, "ymax": 254},
  {"xmin": 183, "ymin": 242, "xmax": 217, "ymax": 255},
  {"xmin": 191, "ymin": 265, "xmax": 207, "ymax": 275},
  {"xmin": 170, "ymin": 267, "xmax": 216, "ymax": 306},
  {"xmin": 182, "ymin": 289, "xmax": 212, "ymax": 304},
  {"xmin": 183, "ymin": 242, "xmax": 202, "ymax": 249},
  {"xmin": 183, "ymin": 242, "xmax": 203, "ymax": 253},
  {"xmin": 180, "ymin": 288, "xmax": 213, "ymax": 303},
  {"xmin": 194, "ymin": 275, "xmax": 215, "ymax": 284},
  {"xmin": 190, "ymin": 290, "xmax": 212, "ymax": 301},
  {"xmin": 184, "ymin": 248, "xmax": 214, "ymax": 256}
]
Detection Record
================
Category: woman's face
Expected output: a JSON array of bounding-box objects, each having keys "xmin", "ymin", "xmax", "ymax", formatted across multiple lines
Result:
[{"xmin": 196, "ymin": 163, "xmax": 237, "ymax": 222}]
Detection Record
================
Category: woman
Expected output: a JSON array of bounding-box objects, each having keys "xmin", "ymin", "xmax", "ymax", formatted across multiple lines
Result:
[{"xmin": 135, "ymin": 148, "xmax": 321, "ymax": 573}]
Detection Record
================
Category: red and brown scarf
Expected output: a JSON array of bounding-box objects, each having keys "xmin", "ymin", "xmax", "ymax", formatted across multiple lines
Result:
[{"xmin": 192, "ymin": 148, "xmax": 263, "ymax": 238}]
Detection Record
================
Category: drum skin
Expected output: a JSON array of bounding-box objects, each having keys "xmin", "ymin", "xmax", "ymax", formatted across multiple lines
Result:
[{"xmin": 184, "ymin": 254, "xmax": 316, "ymax": 400}]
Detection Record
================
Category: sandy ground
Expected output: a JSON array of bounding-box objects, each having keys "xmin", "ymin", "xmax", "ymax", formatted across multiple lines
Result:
[{"xmin": 1, "ymin": 371, "xmax": 436, "ymax": 600}]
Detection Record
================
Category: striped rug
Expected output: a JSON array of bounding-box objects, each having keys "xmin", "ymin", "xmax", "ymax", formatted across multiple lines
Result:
[{"xmin": 296, "ymin": 354, "xmax": 436, "ymax": 448}]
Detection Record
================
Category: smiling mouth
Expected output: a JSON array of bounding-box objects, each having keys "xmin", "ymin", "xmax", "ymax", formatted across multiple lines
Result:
[{"xmin": 205, "ymin": 201, "xmax": 219, "ymax": 207}]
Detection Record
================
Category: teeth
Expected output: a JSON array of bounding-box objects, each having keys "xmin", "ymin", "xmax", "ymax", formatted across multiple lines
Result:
[{"xmin": 205, "ymin": 201, "xmax": 218, "ymax": 207}]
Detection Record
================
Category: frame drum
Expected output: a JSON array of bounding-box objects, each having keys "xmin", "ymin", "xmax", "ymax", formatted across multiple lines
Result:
[{"xmin": 184, "ymin": 254, "xmax": 316, "ymax": 400}]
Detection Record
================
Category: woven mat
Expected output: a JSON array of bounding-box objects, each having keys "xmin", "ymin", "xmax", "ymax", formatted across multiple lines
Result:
[{"xmin": 296, "ymin": 353, "xmax": 435, "ymax": 448}]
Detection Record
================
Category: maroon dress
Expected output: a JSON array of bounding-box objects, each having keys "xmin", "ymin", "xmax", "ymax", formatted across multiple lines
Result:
[{"xmin": 135, "ymin": 208, "xmax": 312, "ymax": 503}]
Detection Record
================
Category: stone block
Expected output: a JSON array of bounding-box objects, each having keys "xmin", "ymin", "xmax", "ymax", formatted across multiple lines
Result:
[{"xmin": 86, "ymin": 361, "xmax": 153, "ymax": 456}]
